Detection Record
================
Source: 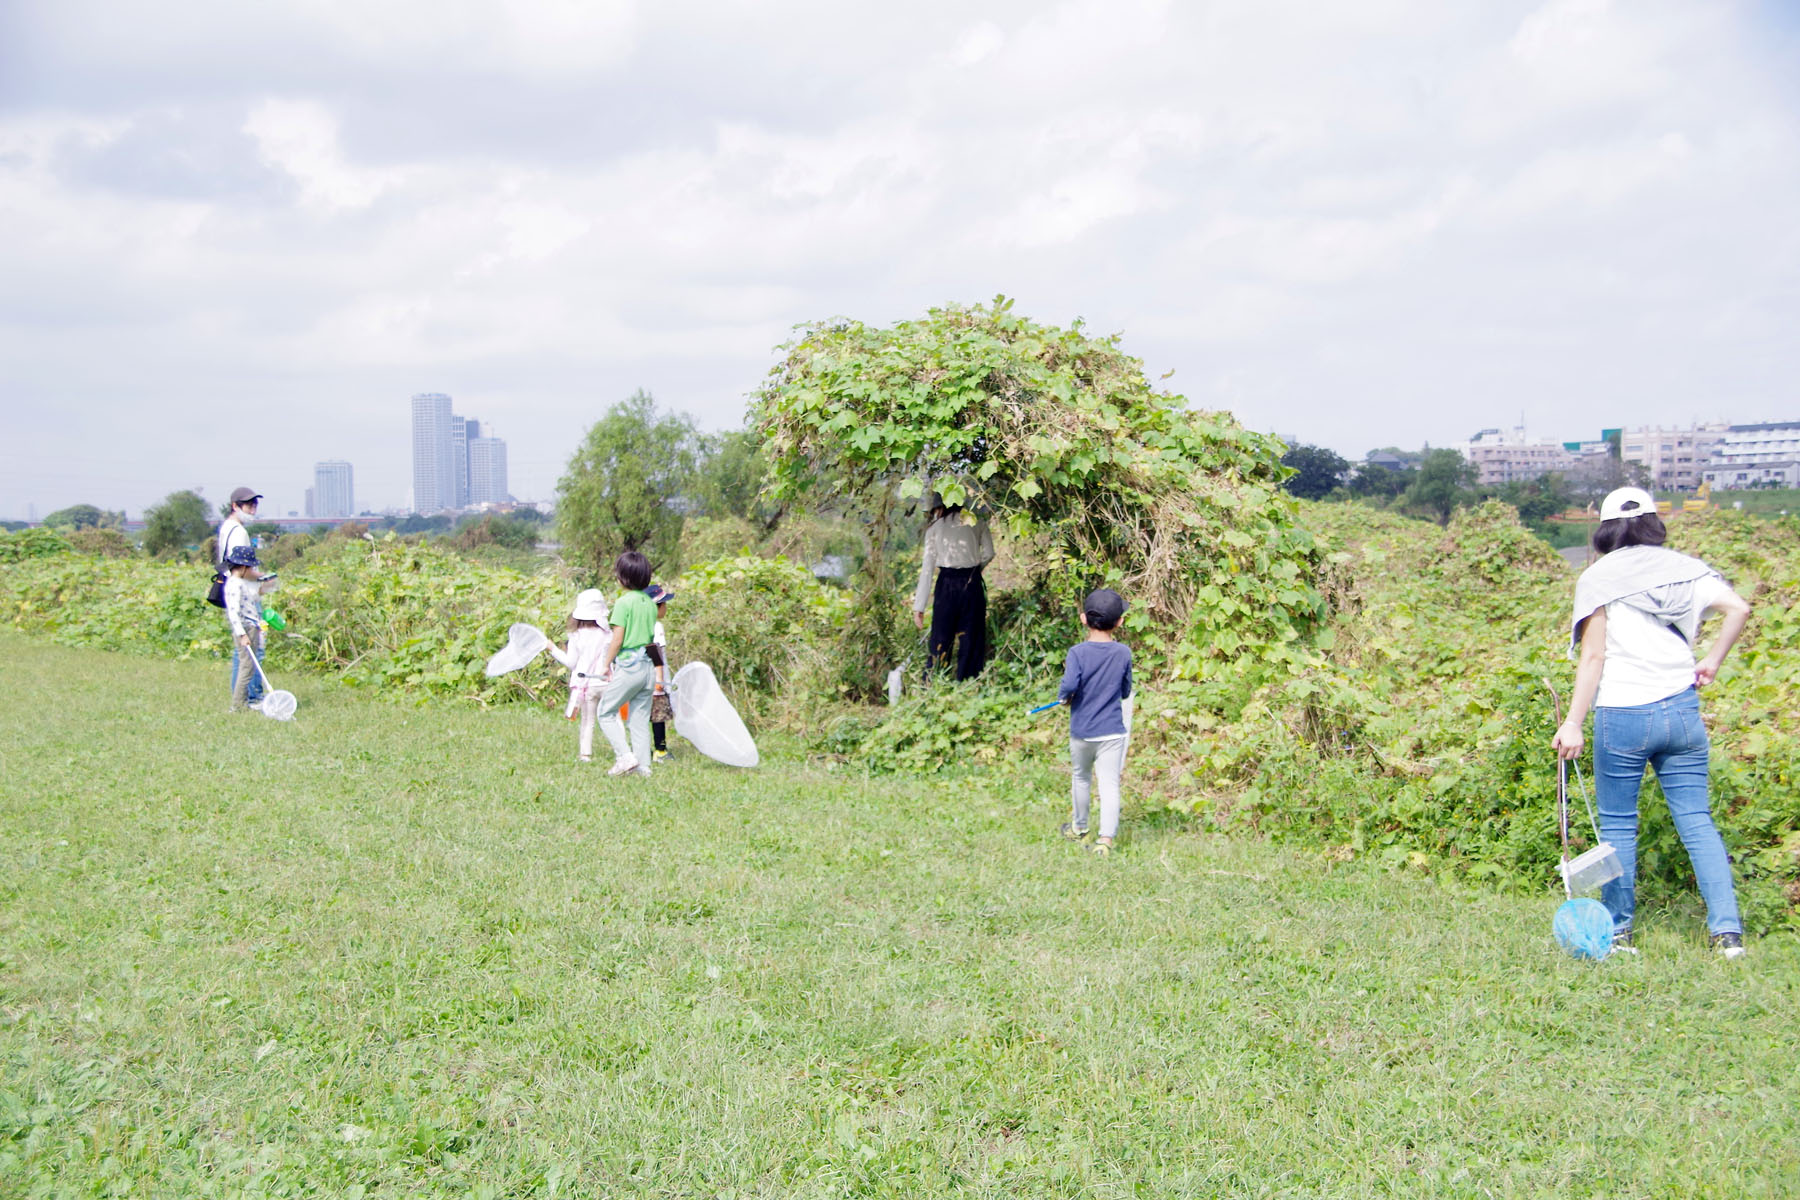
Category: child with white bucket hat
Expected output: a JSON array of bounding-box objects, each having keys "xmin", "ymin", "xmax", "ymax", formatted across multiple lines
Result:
[{"xmin": 548, "ymin": 588, "xmax": 611, "ymax": 763}]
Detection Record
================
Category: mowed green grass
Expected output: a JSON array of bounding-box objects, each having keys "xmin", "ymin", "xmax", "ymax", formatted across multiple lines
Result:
[{"xmin": 3, "ymin": 633, "xmax": 1797, "ymax": 1199}]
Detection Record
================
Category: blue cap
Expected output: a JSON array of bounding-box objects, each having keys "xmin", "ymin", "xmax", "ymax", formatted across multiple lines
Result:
[{"xmin": 1083, "ymin": 588, "xmax": 1128, "ymax": 628}]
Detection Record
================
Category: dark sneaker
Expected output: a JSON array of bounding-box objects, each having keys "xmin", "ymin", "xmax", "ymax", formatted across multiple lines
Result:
[
  {"xmin": 1058, "ymin": 822, "xmax": 1089, "ymax": 842},
  {"xmin": 1611, "ymin": 929, "xmax": 1638, "ymax": 955},
  {"xmin": 1709, "ymin": 931, "xmax": 1746, "ymax": 960}
]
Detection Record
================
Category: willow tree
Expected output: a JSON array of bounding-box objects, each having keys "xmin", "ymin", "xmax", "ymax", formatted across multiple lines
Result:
[
  {"xmin": 753, "ymin": 298, "xmax": 1322, "ymax": 692},
  {"xmin": 556, "ymin": 390, "xmax": 700, "ymax": 583}
]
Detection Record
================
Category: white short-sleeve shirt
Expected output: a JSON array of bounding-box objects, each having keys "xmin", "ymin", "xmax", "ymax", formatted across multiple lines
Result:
[{"xmin": 1596, "ymin": 575, "xmax": 1732, "ymax": 708}]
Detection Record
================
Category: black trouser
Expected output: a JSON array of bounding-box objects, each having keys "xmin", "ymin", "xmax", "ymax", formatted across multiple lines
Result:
[
  {"xmin": 653, "ymin": 721, "xmax": 667, "ymax": 753},
  {"xmin": 926, "ymin": 565, "xmax": 987, "ymax": 681}
]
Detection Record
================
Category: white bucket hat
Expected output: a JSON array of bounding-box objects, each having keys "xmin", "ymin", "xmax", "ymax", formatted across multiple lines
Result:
[
  {"xmin": 1599, "ymin": 487, "xmax": 1658, "ymax": 522},
  {"xmin": 571, "ymin": 588, "xmax": 609, "ymax": 622}
]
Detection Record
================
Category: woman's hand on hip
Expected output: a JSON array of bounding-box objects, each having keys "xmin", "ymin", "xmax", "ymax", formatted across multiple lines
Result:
[{"xmin": 1551, "ymin": 720, "xmax": 1584, "ymax": 760}]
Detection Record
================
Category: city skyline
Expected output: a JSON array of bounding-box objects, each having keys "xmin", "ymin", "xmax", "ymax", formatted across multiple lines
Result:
[
  {"xmin": 7, "ymin": 401, "xmax": 1797, "ymax": 522},
  {"xmin": 410, "ymin": 393, "xmax": 510, "ymax": 515}
]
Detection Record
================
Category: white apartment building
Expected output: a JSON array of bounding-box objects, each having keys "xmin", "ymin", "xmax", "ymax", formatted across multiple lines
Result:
[
  {"xmin": 1701, "ymin": 422, "xmax": 1800, "ymax": 489},
  {"xmin": 468, "ymin": 435, "xmax": 509, "ymax": 506},
  {"xmin": 1619, "ymin": 423, "xmax": 1728, "ymax": 490},
  {"xmin": 1462, "ymin": 428, "xmax": 1576, "ymax": 486},
  {"xmin": 410, "ymin": 393, "xmax": 458, "ymax": 513},
  {"xmin": 313, "ymin": 460, "xmax": 355, "ymax": 518}
]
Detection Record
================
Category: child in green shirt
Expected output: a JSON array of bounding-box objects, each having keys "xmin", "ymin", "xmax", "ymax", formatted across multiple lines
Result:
[{"xmin": 595, "ymin": 550, "xmax": 659, "ymax": 776}]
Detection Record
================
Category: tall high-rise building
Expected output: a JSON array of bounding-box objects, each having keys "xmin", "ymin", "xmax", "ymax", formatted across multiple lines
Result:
[
  {"xmin": 304, "ymin": 487, "xmax": 316, "ymax": 519},
  {"xmin": 468, "ymin": 435, "xmax": 509, "ymax": 506},
  {"xmin": 450, "ymin": 417, "xmax": 478, "ymax": 508},
  {"xmin": 410, "ymin": 393, "xmax": 457, "ymax": 513},
  {"xmin": 313, "ymin": 460, "xmax": 354, "ymax": 518}
]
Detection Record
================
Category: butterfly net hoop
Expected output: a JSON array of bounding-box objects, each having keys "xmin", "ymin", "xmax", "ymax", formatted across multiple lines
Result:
[{"xmin": 486, "ymin": 624, "xmax": 550, "ymax": 677}]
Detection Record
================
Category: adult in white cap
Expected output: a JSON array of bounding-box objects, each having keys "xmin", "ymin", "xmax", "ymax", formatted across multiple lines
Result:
[
  {"xmin": 911, "ymin": 491, "xmax": 995, "ymax": 680},
  {"xmin": 1553, "ymin": 487, "xmax": 1753, "ymax": 958},
  {"xmin": 216, "ymin": 486, "xmax": 266, "ymax": 708}
]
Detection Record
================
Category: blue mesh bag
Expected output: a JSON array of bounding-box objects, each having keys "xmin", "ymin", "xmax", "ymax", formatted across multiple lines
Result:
[{"xmin": 1554, "ymin": 897, "xmax": 1615, "ymax": 960}]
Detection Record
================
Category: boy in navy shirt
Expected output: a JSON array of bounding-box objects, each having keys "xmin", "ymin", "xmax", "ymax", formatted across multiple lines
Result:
[{"xmin": 1057, "ymin": 588, "xmax": 1133, "ymax": 856}]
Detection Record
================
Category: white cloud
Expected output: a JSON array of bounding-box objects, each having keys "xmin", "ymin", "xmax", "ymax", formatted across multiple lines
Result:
[
  {"xmin": 2, "ymin": 0, "xmax": 1798, "ymax": 514},
  {"xmin": 244, "ymin": 99, "xmax": 400, "ymax": 210},
  {"xmin": 949, "ymin": 21, "xmax": 1007, "ymax": 67}
]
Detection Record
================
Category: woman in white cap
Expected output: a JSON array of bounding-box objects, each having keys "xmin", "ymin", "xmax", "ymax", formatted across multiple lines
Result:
[
  {"xmin": 548, "ymin": 589, "xmax": 612, "ymax": 763},
  {"xmin": 1552, "ymin": 487, "xmax": 1754, "ymax": 957}
]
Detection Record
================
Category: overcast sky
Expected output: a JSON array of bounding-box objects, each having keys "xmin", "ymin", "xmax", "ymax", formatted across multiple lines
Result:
[{"xmin": 3, "ymin": 0, "xmax": 1797, "ymax": 518}]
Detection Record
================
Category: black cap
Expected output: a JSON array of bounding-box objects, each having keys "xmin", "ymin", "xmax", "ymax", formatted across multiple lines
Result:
[
  {"xmin": 229, "ymin": 486, "xmax": 263, "ymax": 506},
  {"xmin": 1083, "ymin": 588, "xmax": 1128, "ymax": 629}
]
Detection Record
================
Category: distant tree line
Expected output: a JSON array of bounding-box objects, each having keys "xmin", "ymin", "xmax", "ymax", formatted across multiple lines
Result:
[{"xmin": 1279, "ymin": 441, "xmax": 1654, "ymax": 529}]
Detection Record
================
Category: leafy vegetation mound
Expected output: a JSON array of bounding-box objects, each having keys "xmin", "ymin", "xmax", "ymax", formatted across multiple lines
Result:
[
  {"xmin": 0, "ymin": 527, "xmax": 73, "ymax": 563},
  {"xmin": 755, "ymin": 298, "xmax": 1323, "ymax": 689}
]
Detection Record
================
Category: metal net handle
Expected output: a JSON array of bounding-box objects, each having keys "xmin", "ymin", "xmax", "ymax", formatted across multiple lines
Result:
[{"xmin": 1567, "ymin": 754, "xmax": 1601, "ymax": 845}]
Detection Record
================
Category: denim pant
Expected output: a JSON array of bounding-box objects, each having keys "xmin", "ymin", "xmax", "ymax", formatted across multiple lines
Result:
[
  {"xmin": 1594, "ymin": 687, "xmax": 1740, "ymax": 937},
  {"xmin": 230, "ymin": 643, "xmax": 266, "ymax": 708}
]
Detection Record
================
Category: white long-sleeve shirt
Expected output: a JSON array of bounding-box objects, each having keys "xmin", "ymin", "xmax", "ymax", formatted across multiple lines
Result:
[
  {"xmin": 224, "ymin": 574, "xmax": 263, "ymax": 642},
  {"xmin": 913, "ymin": 513, "xmax": 995, "ymax": 612},
  {"xmin": 549, "ymin": 627, "xmax": 611, "ymax": 690}
]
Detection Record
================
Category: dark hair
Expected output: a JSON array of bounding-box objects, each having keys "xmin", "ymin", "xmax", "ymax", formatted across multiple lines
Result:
[
  {"xmin": 1084, "ymin": 607, "xmax": 1123, "ymax": 633},
  {"xmin": 614, "ymin": 550, "xmax": 652, "ymax": 591},
  {"xmin": 1592, "ymin": 513, "xmax": 1667, "ymax": 555},
  {"xmin": 567, "ymin": 617, "xmax": 602, "ymax": 633}
]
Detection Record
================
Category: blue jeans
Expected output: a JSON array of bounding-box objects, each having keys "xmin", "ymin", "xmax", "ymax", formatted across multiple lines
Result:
[
  {"xmin": 1594, "ymin": 688, "xmax": 1740, "ymax": 937},
  {"xmin": 231, "ymin": 644, "xmax": 266, "ymax": 706}
]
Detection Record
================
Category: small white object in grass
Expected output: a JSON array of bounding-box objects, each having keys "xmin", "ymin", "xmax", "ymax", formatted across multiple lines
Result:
[
  {"xmin": 247, "ymin": 655, "xmax": 297, "ymax": 720},
  {"xmin": 259, "ymin": 690, "xmax": 298, "ymax": 721}
]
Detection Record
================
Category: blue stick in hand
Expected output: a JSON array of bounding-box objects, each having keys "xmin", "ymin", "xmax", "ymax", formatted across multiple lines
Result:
[{"xmin": 1028, "ymin": 701, "xmax": 1064, "ymax": 715}]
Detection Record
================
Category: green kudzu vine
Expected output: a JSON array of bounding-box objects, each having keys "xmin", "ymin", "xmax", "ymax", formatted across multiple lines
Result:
[{"xmin": 753, "ymin": 297, "xmax": 1324, "ymax": 689}]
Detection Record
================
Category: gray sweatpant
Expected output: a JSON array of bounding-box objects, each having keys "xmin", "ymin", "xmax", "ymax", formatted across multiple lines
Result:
[
  {"xmin": 1070, "ymin": 735, "xmax": 1126, "ymax": 839},
  {"xmin": 597, "ymin": 653, "xmax": 655, "ymax": 771}
]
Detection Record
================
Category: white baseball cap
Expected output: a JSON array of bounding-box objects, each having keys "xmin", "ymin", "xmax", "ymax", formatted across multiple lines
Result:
[{"xmin": 1599, "ymin": 487, "xmax": 1658, "ymax": 522}]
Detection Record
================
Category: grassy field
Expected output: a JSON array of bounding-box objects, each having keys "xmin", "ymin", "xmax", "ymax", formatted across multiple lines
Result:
[{"xmin": 3, "ymin": 633, "xmax": 1797, "ymax": 1198}]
